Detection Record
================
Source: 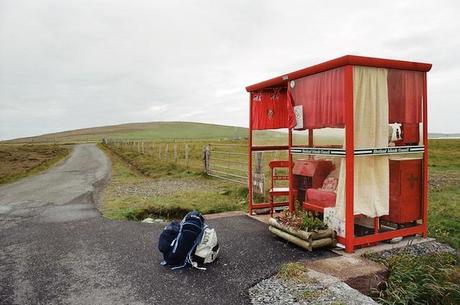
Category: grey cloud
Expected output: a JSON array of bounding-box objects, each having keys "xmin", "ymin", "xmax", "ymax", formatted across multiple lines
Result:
[{"xmin": 1, "ymin": 0, "xmax": 460, "ymax": 139}]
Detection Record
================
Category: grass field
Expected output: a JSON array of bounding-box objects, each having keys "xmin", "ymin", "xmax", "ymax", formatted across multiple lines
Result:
[
  {"xmin": 428, "ymin": 139, "xmax": 460, "ymax": 250},
  {"xmin": 0, "ymin": 144, "xmax": 70, "ymax": 185},
  {"xmin": 98, "ymin": 144, "xmax": 247, "ymax": 220}
]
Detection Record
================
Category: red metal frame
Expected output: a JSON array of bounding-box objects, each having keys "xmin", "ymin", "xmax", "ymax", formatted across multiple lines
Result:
[
  {"xmin": 288, "ymin": 129, "xmax": 294, "ymax": 211},
  {"xmin": 268, "ymin": 160, "xmax": 291, "ymax": 215},
  {"xmin": 248, "ymin": 144, "xmax": 292, "ymax": 213},
  {"xmin": 344, "ymin": 65, "xmax": 355, "ymax": 253},
  {"xmin": 247, "ymin": 55, "xmax": 431, "ymax": 252},
  {"xmin": 422, "ymin": 71, "xmax": 429, "ymax": 237},
  {"xmin": 248, "ymin": 94, "xmax": 253, "ymax": 215}
]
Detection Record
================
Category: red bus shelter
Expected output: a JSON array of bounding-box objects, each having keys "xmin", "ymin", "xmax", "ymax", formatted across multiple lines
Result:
[{"xmin": 246, "ymin": 55, "xmax": 432, "ymax": 253}]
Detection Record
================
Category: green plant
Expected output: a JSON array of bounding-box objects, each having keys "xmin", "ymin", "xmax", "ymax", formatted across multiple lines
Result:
[
  {"xmin": 375, "ymin": 252, "xmax": 460, "ymax": 305},
  {"xmin": 277, "ymin": 210, "xmax": 327, "ymax": 231},
  {"xmin": 297, "ymin": 289, "xmax": 320, "ymax": 300},
  {"xmin": 300, "ymin": 212, "xmax": 328, "ymax": 231},
  {"xmin": 277, "ymin": 262, "xmax": 307, "ymax": 281}
]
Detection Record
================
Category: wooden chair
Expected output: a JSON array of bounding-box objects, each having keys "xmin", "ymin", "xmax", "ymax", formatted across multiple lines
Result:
[{"xmin": 268, "ymin": 160, "xmax": 295, "ymax": 215}]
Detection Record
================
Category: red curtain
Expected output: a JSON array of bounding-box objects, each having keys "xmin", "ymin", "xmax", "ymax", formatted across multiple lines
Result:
[
  {"xmin": 250, "ymin": 67, "xmax": 424, "ymax": 131},
  {"xmin": 290, "ymin": 67, "xmax": 345, "ymax": 129},
  {"xmin": 388, "ymin": 69, "xmax": 423, "ymax": 123},
  {"xmin": 251, "ymin": 88, "xmax": 290, "ymax": 130}
]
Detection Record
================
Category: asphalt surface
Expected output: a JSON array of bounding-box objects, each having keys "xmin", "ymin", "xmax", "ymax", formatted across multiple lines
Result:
[{"xmin": 0, "ymin": 144, "xmax": 334, "ymax": 305}]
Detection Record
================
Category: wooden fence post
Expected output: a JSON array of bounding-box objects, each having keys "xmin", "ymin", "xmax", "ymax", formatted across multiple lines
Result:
[
  {"xmin": 203, "ymin": 144, "xmax": 211, "ymax": 174},
  {"xmin": 141, "ymin": 141, "xmax": 144, "ymax": 154},
  {"xmin": 253, "ymin": 152, "xmax": 264, "ymax": 194},
  {"xmin": 165, "ymin": 144, "xmax": 169, "ymax": 160},
  {"xmin": 185, "ymin": 144, "xmax": 190, "ymax": 168},
  {"xmin": 158, "ymin": 144, "xmax": 162, "ymax": 160},
  {"xmin": 174, "ymin": 144, "xmax": 177, "ymax": 163}
]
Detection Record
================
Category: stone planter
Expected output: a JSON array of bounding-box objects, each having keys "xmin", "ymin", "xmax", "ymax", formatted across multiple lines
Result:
[{"xmin": 268, "ymin": 218, "xmax": 336, "ymax": 251}]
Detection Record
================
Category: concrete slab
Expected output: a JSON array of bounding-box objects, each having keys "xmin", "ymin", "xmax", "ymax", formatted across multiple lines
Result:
[
  {"xmin": 333, "ymin": 236, "xmax": 435, "ymax": 257},
  {"xmin": 304, "ymin": 255, "xmax": 384, "ymax": 281}
]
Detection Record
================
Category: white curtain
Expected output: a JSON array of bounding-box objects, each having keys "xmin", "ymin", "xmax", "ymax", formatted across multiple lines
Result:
[{"xmin": 335, "ymin": 66, "xmax": 389, "ymax": 223}]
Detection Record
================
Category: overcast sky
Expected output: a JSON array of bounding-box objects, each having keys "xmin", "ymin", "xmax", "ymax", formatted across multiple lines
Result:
[{"xmin": 1, "ymin": 0, "xmax": 459, "ymax": 140}]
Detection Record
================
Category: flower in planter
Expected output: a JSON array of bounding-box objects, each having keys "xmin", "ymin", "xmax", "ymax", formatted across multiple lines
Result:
[{"xmin": 276, "ymin": 210, "xmax": 327, "ymax": 232}]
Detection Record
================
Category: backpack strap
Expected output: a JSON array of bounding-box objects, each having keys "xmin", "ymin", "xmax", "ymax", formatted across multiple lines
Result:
[
  {"xmin": 187, "ymin": 224, "xmax": 208, "ymax": 270},
  {"xmin": 171, "ymin": 221, "xmax": 184, "ymax": 254},
  {"xmin": 171, "ymin": 224, "xmax": 207, "ymax": 271},
  {"xmin": 171, "ymin": 212, "xmax": 192, "ymax": 254}
]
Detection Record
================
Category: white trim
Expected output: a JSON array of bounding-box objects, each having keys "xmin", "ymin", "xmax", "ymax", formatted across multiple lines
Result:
[{"xmin": 290, "ymin": 146, "xmax": 425, "ymax": 157}]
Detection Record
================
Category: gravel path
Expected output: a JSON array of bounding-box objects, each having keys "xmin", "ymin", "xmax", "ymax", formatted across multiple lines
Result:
[
  {"xmin": 249, "ymin": 269, "xmax": 378, "ymax": 305},
  {"xmin": 366, "ymin": 240, "xmax": 456, "ymax": 260},
  {"xmin": 113, "ymin": 177, "xmax": 220, "ymax": 197}
]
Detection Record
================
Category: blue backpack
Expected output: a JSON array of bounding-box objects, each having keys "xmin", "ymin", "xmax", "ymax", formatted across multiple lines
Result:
[{"xmin": 158, "ymin": 211, "xmax": 205, "ymax": 270}]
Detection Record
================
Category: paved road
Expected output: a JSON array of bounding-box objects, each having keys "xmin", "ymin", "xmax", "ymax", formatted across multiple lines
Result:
[{"xmin": 0, "ymin": 144, "xmax": 333, "ymax": 305}]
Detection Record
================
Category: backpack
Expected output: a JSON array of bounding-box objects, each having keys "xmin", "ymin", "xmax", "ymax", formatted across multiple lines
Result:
[
  {"xmin": 158, "ymin": 220, "xmax": 180, "ymax": 263},
  {"xmin": 190, "ymin": 227, "xmax": 220, "ymax": 270},
  {"xmin": 158, "ymin": 211, "xmax": 206, "ymax": 270}
]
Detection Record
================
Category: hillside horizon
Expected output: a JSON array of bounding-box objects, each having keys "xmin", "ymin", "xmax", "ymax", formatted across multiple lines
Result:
[
  {"xmin": 2, "ymin": 121, "xmax": 249, "ymax": 143},
  {"xmin": 3, "ymin": 121, "xmax": 459, "ymax": 143}
]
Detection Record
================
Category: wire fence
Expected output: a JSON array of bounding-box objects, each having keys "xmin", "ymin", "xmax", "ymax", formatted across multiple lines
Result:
[
  {"xmin": 104, "ymin": 139, "xmax": 290, "ymax": 192},
  {"xmin": 206, "ymin": 143, "xmax": 290, "ymax": 193},
  {"xmin": 205, "ymin": 143, "xmax": 248, "ymax": 184},
  {"xmin": 104, "ymin": 139, "xmax": 204, "ymax": 171}
]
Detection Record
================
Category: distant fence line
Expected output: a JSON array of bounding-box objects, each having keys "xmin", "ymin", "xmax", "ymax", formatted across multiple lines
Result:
[
  {"xmin": 104, "ymin": 138, "xmax": 198, "ymax": 170},
  {"xmin": 104, "ymin": 139, "xmax": 288, "ymax": 189},
  {"xmin": 104, "ymin": 139, "xmax": 251, "ymax": 185}
]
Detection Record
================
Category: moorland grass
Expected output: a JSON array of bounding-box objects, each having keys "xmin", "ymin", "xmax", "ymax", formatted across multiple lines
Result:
[
  {"xmin": 99, "ymin": 144, "xmax": 246, "ymax": 220},
  {"xmin": 428, "ymin": 139, "xmax": 460, "ymax": 250},
  {"xmin": 0, "ymin": 144, "xmax": 70, "ymax": 185},
  {"xmin": 374, "ymin": 252, "xmax": 460, "ymax": 305}
]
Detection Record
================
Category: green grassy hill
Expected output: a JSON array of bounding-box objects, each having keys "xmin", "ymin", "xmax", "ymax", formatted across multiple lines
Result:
[
  {"xmin": 5, "ymin": 121, "xmax": 304, "ymax": 145},
  {"xmin": 5, "ymin": 122, "xmax": 250, "ymax": 143},
  {"xmin": 4, "ymin": 118, "xmax": 363, "ymax": 146}
]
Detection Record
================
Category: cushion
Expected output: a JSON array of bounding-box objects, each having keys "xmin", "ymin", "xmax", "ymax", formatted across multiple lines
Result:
[
  {"xmin": 321, "ymin": 177, "xmax": 338, "ymax": 192},
  {"xmin": 307, "ymin": 188, "xmax": 337, "ymax": 208}
]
